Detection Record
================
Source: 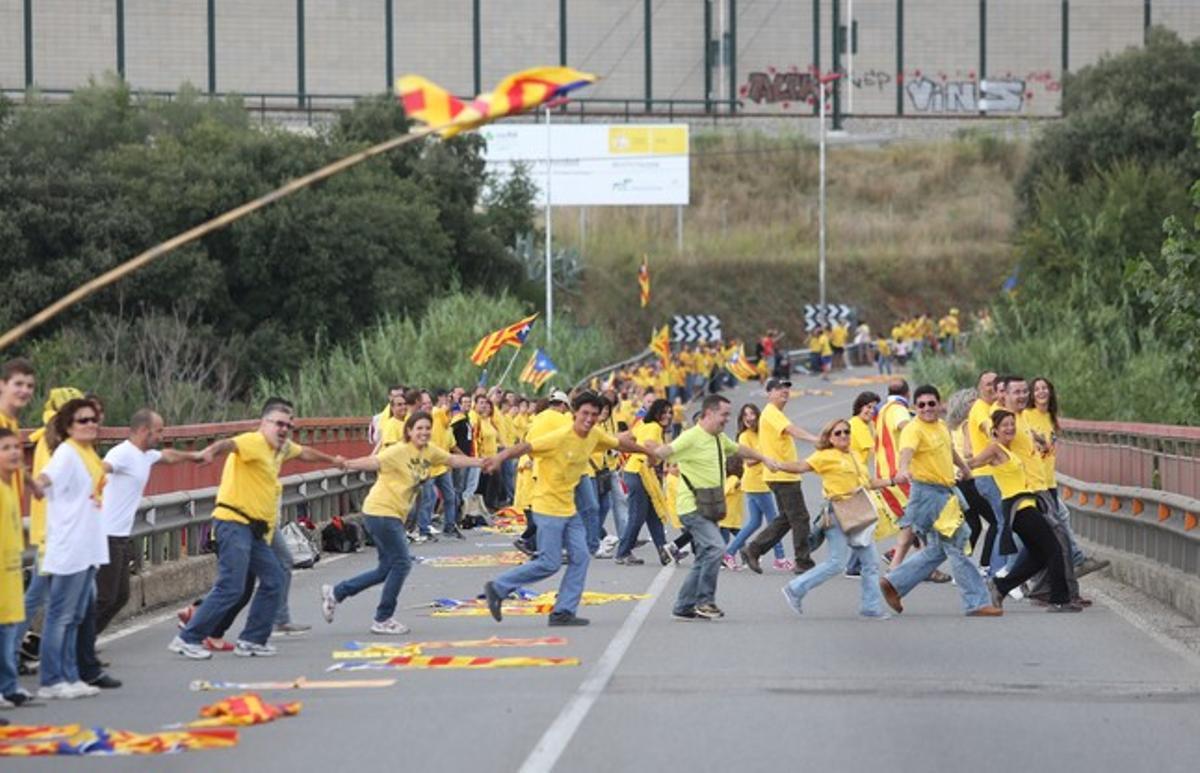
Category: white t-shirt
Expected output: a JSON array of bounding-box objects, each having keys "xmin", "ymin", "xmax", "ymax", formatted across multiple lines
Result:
[
  {"xmin": 41, "ymin": 443, "xmax": 109, "ymax": 575},
  {"xmin": 101, "ymin": 440, "xmax": 162, "ymax": 537}
]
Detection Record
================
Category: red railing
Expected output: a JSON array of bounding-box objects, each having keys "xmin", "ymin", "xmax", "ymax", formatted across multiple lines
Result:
[{"xmin": 1057, "ymin": 418, "xmax": 1200, "ymax": 502}]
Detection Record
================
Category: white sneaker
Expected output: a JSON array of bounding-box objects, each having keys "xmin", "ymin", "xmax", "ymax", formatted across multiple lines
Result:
[
  {"xmin": 36, "ymin": 682, "xmax": 77, "ymax": 700},
  {"xmin": 429, "ymin": 526, "xmax": 442, "ymax": 535},
  {"xmin": 67, "ymin": 681, "xmax": 100, "ymax": 698},
  {"xmin": 168, "ymin": 635, "xmax": 213, "ymax": 660},
  {"xmin": 369, "ymin": 618, "xmax": 411, "ymax": 635},
  {"xmin": 234, "ymin": 640, "xmax": 277, "ymax": 657},
  {"xmin": 321, "ymin": 584, "xmax": 337, "ymax": 623},
  {"xmin": 0, "ymin": 695, "xmax": 13, "ymax": 708}
]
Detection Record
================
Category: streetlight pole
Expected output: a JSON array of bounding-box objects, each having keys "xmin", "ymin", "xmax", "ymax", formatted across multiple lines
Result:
[
  {"xmin": 544, "ymin": 104, "xmax": 553, "ymax": 343},
  {"xmin": 818, "ymin": 79, "xmax": 827, "ymax": 311}
]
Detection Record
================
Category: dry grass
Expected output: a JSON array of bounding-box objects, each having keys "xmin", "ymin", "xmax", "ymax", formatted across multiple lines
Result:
[{"xmin": 555, "ymin": 130, "xmax": 1025, "ymax": 348}]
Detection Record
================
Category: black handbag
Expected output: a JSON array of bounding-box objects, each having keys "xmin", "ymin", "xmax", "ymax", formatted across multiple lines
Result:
[{"xmin": 681, "ymin": 433, "xmax": 727, "ymax": 523}]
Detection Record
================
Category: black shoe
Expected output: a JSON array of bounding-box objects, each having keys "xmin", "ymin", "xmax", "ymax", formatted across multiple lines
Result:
[
  {"xmin": 739, "ymin": 548, "xmax": 762, "ymax": 575},
  {"xmin": 2, "ymin": 692, "xmax": 30, "ymax": 707},
  {"xmin": 548, "ymin": 612, "xmax": 589, "ymax": 627},
  {"xmin": 445, "ymin": 526, "xmax": 466, "ymax": 540},
  {"xmin": 671, "ymin": 609, "xmax": 700, "ymax": 621},
  {"xmin": 512, "ymin": 537, "xmax": 536, "ymax": 557},
  {"xmin": 483, "ymin": 582, "xmax": 504, "ymax": 622},
  {"xmin": 88, "ymin": 673, "xmax": 122, "ymax": 689}
]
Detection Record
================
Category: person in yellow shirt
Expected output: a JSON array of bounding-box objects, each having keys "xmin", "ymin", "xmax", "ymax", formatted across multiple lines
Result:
[
  {"xmin": 962, "ymin": 371, "xmax": 1005, "ymax": 575},
  {"xmin": 0, "ymin": 428, "xmax": 29, "ymax": 706},
  {"xmin": 938, "ymin": 309, "xmax": 960, "ymax": 355},
  {"xmin": 414, "ymin": 390, "xmax": 459, "ymax": 541},
  {"xmin": 368, "ymin": 384, "xmax": 406, "ymax": 448},
  {"xmin": 615, "ymin": 399, "xmax": 674, "ymax": 566},
  {"xmin": 324, "ymin": 411, "xmax": 484, "ymax": 634},
  {"xmin": 481, "ymin": 392, "xmax": 651, "ymax": 626},
  {"xmin": 830, "ymin": 322, "xmax": 849, "ymax": 370},
  {"xmin": 511, "ymin": 392, "xmax": 573, "ymax": 556},
  {"xmin": 718, "ymin": 463, "xmax": 745, "ymax": 542},
  {"xmin": 815, "ymin": 327, "xmax": 834, "ymax": 380},
  {"xmin": 875, "ymin": 337, "xmax": 893, "ymax": 375},
  {"xmin": 879, "ymin": 386, "xmax": 1002, "ymax": 618},
  {"xmin": 373, "ymin": 389, "xmax": 410, "ymax": 452},
  {"xmin": 170, "ymin": 398, "xmax": 345, "ymax": 660},
  {"xmin": 724, "ymin": 404, "xmax": 787, "ymax": 570},
  {"xmin": 776, "ymin": 418, "xmax": 895, "ymax": 618}
]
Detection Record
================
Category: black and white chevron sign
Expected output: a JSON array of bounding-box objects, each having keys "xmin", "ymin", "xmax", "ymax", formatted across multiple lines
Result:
[
  {"xmin": 803, "ymin": 304, "xmax": 855, "ymax": 331},
  {"xmin": 671, "ymin": 315, "xmax": 723, "ymax": 343}
]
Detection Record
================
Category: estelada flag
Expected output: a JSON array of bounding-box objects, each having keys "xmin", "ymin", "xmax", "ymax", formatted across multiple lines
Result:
[
  {"xmin": 519, "ymin": 348, "xmax": 558, "ymax": 389},
  {"xmin": 638, "ymin": 256, "xmax": 650, "ymax": 308},
  {"xmin": 470, "ymin": 313, "xmax": 537, "ymax": 367},
  {"xmin": 397, "ymin": 66, "xmax": 597, "ymax": 138},
  {"xmin": 725, "ymin": 344, "xmax": 759, "ymax": 381},
  {"xmin": 649, "ymin": 325, "xmax": 671, "ymax": 365}
]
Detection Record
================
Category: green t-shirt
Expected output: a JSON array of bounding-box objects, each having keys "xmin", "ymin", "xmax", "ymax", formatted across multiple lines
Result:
[{"xmin": 667, "ymin": 425, "xmax": 739, "ymax": 515}]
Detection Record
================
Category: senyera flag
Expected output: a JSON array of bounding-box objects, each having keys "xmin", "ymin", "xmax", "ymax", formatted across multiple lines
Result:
[
  {"xmin": 397, "ymin": 66, "xmax": 597, "ymax": 138},
  {"xmin": 638, "ymin": 256, "xmax": 650, "ymax": 308},
  {"xmin": 519, "ymin": 348, "xmax": 558, "ymax": 389},
  {"xmin": 649, "ymin": 325, "xmax": 671, "ymax": 365},
  {"xmin": 470, "ymin": 313, "xmax": 538, "ymax": 367},
  {"xmin": 725, "ymin": 344, "xmax": 759, "ymax": 381}
]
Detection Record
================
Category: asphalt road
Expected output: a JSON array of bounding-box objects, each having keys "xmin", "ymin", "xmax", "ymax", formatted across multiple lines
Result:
[{"xmin": 6, "ymin": 372, "xmax": 1200, "ymax": 771}]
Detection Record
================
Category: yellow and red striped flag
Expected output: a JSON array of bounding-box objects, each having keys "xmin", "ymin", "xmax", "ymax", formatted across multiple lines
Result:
[
  {"xmin": 397, "ymin": 66, "xmax": 597, "ymax": 138},
  {"xmin": 519, "ymin": 348, "xmax": 558, "ymax": 389},
  {"xmin": 638, "ymin": 256, "xmax": 650, "ymax": 307},
  {"xmin": 649, "ymin": 325, "xmax": 671, "ymax": 365},
  {"xmin": 725, "ymin": 344, "xmax": 759, "ymax": 381},
  {"xmin": 470, "ymin": 313, "xmax": 538, "ymax": 367}
]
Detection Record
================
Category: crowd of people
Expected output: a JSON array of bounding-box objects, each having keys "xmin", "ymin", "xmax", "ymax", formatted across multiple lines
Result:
[{"xmin": 0, "ymin": 345, "xmax": 1108, "ymax": 709}]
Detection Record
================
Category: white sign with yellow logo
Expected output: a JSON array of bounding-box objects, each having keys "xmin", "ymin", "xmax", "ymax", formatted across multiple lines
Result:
[{"xmin": 480, "ymin": 123, "xmax": 689, "ymax": 206}]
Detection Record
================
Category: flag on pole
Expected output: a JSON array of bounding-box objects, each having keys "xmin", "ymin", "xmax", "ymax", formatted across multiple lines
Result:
[
  {"xmin": 519, "ymin": 349, "xmax": 558, "ymax": 389},
  {"xmin": 649, "ymin": 325, "xmax": 671, "ymax": 365},
  {"xmin": 725, "ymin": 344, "xmax": 759, "ymax": 381},
  {"xmin": 638, "ymin": 256, "xmax": 650, "ymax": 308},
  {"xmin": 470, "ymin": 313, "xmax": 538, "ymax": 367},
  {"xmin": 397, "ymin": 66, "xmax": 597, "ymax": 139}
]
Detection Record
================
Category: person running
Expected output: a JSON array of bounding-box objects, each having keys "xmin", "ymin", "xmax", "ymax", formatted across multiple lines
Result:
[
  {"xmin": 169, "ymin": 398, "xmax": 344, "ymax": 660},
  {"xmin": 615, "ymin": 398, "xmax": 673, "ymax": 566},
  {"xmin": 968, "ymin": 409, "xmax": 1079, "ymax": 613},
  {"xmin": 778, "ymin": 417, "xmax": 892, "ymax": 618},
  {"xmin": 482, "ymin": 392, "xmax": 652, "ymax": 627},
  {"xmin": 652, "ymin": 395, "xmax": 781, "ymax": 621},
  {"xmin": 511, "ymin": 392, "xmax": 572, "ymax": 556},
  {"xmin": 843, "ymin": 391, "xmax": 882, "ymax": 578},
  {"xmin": 723, "ymin": 404, "xmax": 786, "ymax": 570},
  {"xmin": 739, "ymin": 379, "xmax": 819, "ymax": 574},
  {"xmin": 878, "ymin": 386, "xmax": 1002, "ymax": 618},
  {"xmin": 323, "ymin": 412, "xmax": 484, "ymax": 634}
]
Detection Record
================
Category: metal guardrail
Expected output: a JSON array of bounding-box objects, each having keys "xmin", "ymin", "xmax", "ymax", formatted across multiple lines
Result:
[
  {"xmin": 1057, "ymin": 418, "xmax": 1200, "ymax": 502},
  {"xmin": 573, "ymin": 348, "xmax": 656, "ymax": 391}
]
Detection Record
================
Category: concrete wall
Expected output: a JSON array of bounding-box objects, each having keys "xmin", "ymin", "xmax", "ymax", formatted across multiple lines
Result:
[{"xmin": 0, "ymin": 0, "xmax": 1197, "ymax": 115}]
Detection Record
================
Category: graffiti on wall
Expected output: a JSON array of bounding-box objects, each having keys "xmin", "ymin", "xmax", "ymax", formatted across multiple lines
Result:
[{"xmin": 742, "ymin": 67, "xmax": 819, "ymax": 109}]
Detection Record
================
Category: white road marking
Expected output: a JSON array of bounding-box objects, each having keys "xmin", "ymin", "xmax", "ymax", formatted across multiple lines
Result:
[
  {"xmin": 518, "ymin": 564, "xmax": 674, "ymax": 773},
  {"xmin": 1089, "ymin": 584, "xmax": 1200, "ymax": 672}
]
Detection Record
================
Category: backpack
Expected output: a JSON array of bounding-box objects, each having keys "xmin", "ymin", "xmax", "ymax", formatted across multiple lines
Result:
[
  {"xmin": 281, "ymin": 521, "xmax": 320, "ymax": 568},
  {"xmin": 321, "ymin": 516, "xmax": 363, "ymax": 553}
]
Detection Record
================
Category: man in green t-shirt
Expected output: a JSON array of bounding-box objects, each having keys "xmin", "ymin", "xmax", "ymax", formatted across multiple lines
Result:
[{"xmin": 653, "ymin": 395, "xmax": 779, "ymax": 620}]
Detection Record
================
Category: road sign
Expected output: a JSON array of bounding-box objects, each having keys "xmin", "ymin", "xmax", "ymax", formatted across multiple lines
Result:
[
  {"xmin": 671, "ymin": 315, "xmax": 722, "ymax": 343},
  {"xmin": 803, "ymin": 304, "xmax": 855, "ymax": 331}
]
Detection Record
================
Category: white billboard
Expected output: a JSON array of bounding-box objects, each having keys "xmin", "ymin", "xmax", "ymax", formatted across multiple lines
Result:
[{"xmin": 480, "ymin": 123, "xmax": 689, "ymax": 206}]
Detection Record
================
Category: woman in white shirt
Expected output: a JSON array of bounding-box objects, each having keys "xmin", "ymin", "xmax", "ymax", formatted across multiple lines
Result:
[{"xmin": 33, "ymin": 399, "xmax": 109, "ymax": 700}]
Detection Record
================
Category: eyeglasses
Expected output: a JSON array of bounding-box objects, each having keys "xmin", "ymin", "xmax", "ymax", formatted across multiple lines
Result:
[
  {"xmin": 271, "ymin": 420, "xmax": 295, "ymax": 431},
  {"xmin": 831, "ymin": 429, "xmax": 850, "ymax": 437},
  {"xmin": 74, "ymin": 416, "xmax": 98, "ymax": 425},
  {"xmin": 916, "ymin": 401, "xmax": 938, "ymax": 409}
]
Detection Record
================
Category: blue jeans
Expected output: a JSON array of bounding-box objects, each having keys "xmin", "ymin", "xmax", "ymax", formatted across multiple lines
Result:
[
  {"xmin": 886, "ymin": 523, "xmax": 991, "ymax": 613},
  {"xmin": 787, "ymin": 519, "xmax": 885, "ymax": 616},
  {"xmin": 40, "ymin": 567, "xmax": 95, "ymax": 686},
  {"xmin": 416, "ymin": 479, "xmax": 436, "ymax": 534},
  {"xmin": 975, "ymin": 475, "xmax": 1020, "ymax": 575},
  {"xmin": 576, "ymin": 477, "xmax": 602, "ymax": 554},
  {"xmin": 181, "ymin": 520, "xmax": 283, "ymax": 646},
  {"xmin": 16, "ymin": 556, "xmax": 50, "ymax": 649},
  {"xmin": 616, "ymin": 471, "xmax": 666, "ymax": 558},
  {"xmin": 725, "ymin": 492, "xmax": 786, "ymax": 559},
  {"xmin": 271, "ymin": 528, "xmax": 293, "ymax": 626},
  {"xmin": 501, "ymin": 459, "xmax": 517, "ymax": 504},
  {"xmin": 0, "ymin": 623, "xmax": 21, "ymax": 696},
  {"xmin": 674, "ymin": 514, "xmax": 723, "ymax": 613},
  {"xmin": 430, "ymin": 472, "xmax": 458, "ymax": 532},
  {"xmin": 492, "ymin": 513, "xmax": 589, "ymax": 616},
  {"xmin": 334, "ymin": 515, "xmax": 413, "ymax": 622}
]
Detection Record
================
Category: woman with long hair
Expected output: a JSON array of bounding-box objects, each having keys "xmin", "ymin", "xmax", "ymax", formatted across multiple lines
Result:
[
  {"xmin": 33, "ymin": 398, "xmax": 109, "ymax": 699},
  {"xmin": 615, "ymin": 398, "xmax": 673, "ymax": 566},
  {"xmin": 723, "ymin": 404, "xmax": 787, "ymax": 570}
]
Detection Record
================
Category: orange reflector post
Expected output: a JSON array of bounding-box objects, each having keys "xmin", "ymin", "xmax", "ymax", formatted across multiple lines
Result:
[
  {"xmin": 1062, "ymin": 486, "xmax": 1072, "ymax": 499},
  {"xmin": 1158, "ymin": 503, "xmax": 1171, "ymax": 522},
  {"xmin": 1078, "ymin": 491, "xmax": 1088, "ymax": 505},
  {"xmin": 1093, "ymin": 494, "xmax": 1105, "ymax": 507},
  {"xmin": 1132, "ymin": 500, "xmax": 1144, "ymax": 516},
  {"xmin": 1110, "ymin": 497, "xmax": 1121, "ymax": 512},
  {"xmin": 1185, "ymin": 513, "xmax": 1197, "ymax": 531}
]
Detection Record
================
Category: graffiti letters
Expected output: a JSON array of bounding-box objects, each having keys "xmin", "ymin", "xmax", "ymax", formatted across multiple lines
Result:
[
  {"xmin": 904, "ymin": 77, "xmax": 1026, "ymax": 113},
  {"xmin": 851, "ymin": 68, "xmax": 892, "ymax": 92},
  {"xmin": 743, "ymin": 70, "xmax": 818, "ymax": 107}
]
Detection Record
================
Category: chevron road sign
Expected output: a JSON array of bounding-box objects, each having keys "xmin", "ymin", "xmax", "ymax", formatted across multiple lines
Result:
[
  {"xmin": 671, "ymin": 315, "xmax": 722, "ymax": 343},
  {"xmin": 803, "ymin": 304, "xmax": 855, "ymax": 331}
]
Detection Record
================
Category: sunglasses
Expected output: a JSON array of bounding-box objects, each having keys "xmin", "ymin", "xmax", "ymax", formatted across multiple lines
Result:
[
  {"xmin": 73, "ymin": 416, "xmax": 98, "ymax": 425},
  {"xmin": 831, "ymin": 429, "xmax": 850, "ymax": 437},
  {"xmin": 916, "ymin": 401, "xmax": 938, "ymax": 408}
]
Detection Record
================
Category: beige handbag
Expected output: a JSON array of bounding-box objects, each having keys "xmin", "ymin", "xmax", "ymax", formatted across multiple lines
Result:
[{"xmin": 829, "ymin": 455, "xmax": 879, "ymax": 534}]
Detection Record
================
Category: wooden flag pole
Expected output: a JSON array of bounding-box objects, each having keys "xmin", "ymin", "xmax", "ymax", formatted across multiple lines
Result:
[
  {"xmin": 495, "ymin": 345, "xmax": 526, "ymax": 389},
  {"xmin": 0, "ymin": 122, "xmax": 444, "ymax": 352}
]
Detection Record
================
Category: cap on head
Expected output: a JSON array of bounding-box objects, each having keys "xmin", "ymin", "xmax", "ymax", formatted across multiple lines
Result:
[{"xmin": 549, "ymin": 390, "xmax": 570, "ymax": 406}]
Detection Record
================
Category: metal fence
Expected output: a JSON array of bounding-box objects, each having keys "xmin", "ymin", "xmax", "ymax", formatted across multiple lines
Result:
[{"xmin": 3, "ymin": 1, "xmax": 1199, "ymax": 124}]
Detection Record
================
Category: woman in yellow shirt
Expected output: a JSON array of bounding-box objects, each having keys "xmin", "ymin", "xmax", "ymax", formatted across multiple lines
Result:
[
  {"xmin": 724, "ymin": 404, "xmax": 787, "ymax": 570},
  {"xmin": 328, "ymin": 412, "xmax": 484, "ymax": 634},
  {"xmin": 776, "ymin": 418, "xmax": 895, "ymax": 618},
  {"xmin": 615, "ymin": 399, "xmax": 673, "ymax": 566}
]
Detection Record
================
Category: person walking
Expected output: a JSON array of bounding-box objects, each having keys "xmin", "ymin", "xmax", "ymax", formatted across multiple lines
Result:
[
  {"xmin": 615, "ymin": 398, "xmax": 673, "ymax": 566},
  {"xmin": 0, "ymin": 428, "xmax": 31, "ymax": 707},
  {"xmin": 322, "ymin": 412, "xmax": 484, "ymax": 634},
  {"xmin": 723, "ymin": 404, "xmax": 787, "ymax": 570}
]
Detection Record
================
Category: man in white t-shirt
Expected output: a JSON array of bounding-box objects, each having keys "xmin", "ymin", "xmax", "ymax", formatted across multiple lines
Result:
[{"xmin": 96, "ymin": 409, "xmax": 202, "ymax": 634}]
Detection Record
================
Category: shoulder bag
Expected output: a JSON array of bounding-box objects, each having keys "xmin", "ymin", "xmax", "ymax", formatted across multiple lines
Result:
[
  {"xmin": 829, "ymin": 455, "xmax": 880, "ymax": 535},
  {"xmin": 681, "ymin": 434, "xmax": 727, "ymax": 523}
]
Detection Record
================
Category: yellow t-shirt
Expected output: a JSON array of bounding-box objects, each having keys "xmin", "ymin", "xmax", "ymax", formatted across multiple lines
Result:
[
  {"xmin": 28, "ymin": 435, "xmax": 51, "ymax": 547},
  {"xmin": 898, "ymin": 418, "xmax": 956, "ymax": 487},
  {"xmin": 737, "ymin": 429, "xmax": 769, "ymax": 493},
  {"xmin": 429, "ymin": 406, "xmax": 453, "ymax": 477},
  {"xmin": 362, "ymin": 442, "xmax": 451, "ymax": 518},
  {"xmin": 528, "ymin": 426, "xmax": 619, "ymax": 517},
  {"xmin": 718, "ymin": 475, "xmax": 744, "ymax": 529},
  {"xmin": 474, "ymin": 413, "xmax": 499, "ymax": 457},
  {"xmin": 1010, "ymin": 412, "xmax": 1049, "ymax": 491},
  {"xmin": 379, "ymin": 414, "xmax": 406, "ymax": 448},
  {"xmin": 624, "ymin": 421, "xmax": 663, "ymax": 475},
  {"xmin": 849, "ymin": 416, "xmax": 874, "ymax": 467},
  {"xmin": 0, "ymin": 413, "xmax": 21, "ymax": 505},
  {"xmin": 830, "ymin": 324, "xmax": 848, "ymax": 348},
  {"xmin": 805, "ymin": 448, "xmax": 866, "ymax": 500},
  {"xmin": 966, "ymin": 398, "xmax": 996, "ymax": 476},
  {"xmin": 992, "ymin": 445, "xmax": 1031, "ymax": 501},
  {"xmin": 0, "ymin": 480, "xmax": 24, "ymax": 624},
  {"xmin": 1022, "ymin": 408, "xmax": 1057, "ymax": 487},
  {"xmin": 212, "ymin": 432, "xmax": 303, "ymax": 536},
  {"xmin": 759, "ymin": 403, "xmax": 799, "ymax": 483},
  {"xmin": 876, "ymin": 338, "xmax": 892, "ymax": 357}
]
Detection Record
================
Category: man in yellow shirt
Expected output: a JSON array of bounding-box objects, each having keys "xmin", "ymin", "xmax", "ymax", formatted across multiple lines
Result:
[
  {"xmin": 170, "ymin": 398, "xmax": 345, "ymax": 660},
  {"xmin": 0, "ymin": 427, "xmax": 29, "ymax": 706},
  {"xmin": 962, "ymin": 371, "xmax": 1005, "ymax": 575},
  {"xmin": 879, "ymin": 385, "xmax": 1001, "ymax": 618},
  {"xmin": 830, "ymin": 322, "xmax": 849, "ymax": 370},
  {"xmin": 740, "ymin": 379, "xmax": 819, "ymax": 574},
  {"xmin": 938, "ymin": 309, "xmax": 960, "ymax": 355},
  {"xmin": 481, "ymin": 393, "xmax": 651, "ymax": 626}
]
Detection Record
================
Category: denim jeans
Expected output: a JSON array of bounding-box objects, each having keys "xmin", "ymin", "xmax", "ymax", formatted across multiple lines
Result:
[
  {"xmin": 334, "ymin": 515, "xmax": 413, "ymax": 622},
  {"xmin": 616, "ymin": 471, "xmax": 666, "ymax": 558},
  {"xmin": 75, "ymin": 586, "xmax": 103, "ymax": 682},
  {"xmin": 787, "ymin": 518, "xmax": 885, "ymax": 616},
  {"xmin": 40, "ymin": 567, "xmax": 95, "ymax": 686},
  {"xmin": 0, "ymin": 623, "xmax": 19, "ymax": 696},
  {"xmin": 16, "ymin": 556, "xmax": 50, "ymax": 649},
  {"xmin": 430, "ymin": 472, "xmax": 458, "ymax": 531},
  {"xmin": 415, "ymin": 478, "xmax": 436, "ymax": 534},
  {"xmin": 180, "ymin": 520, "xmax": 283, "ymax": 646},
  {"xmin": 725, "ymin": 492, "xmax": 786, "ymax": 559},
  {"xmin": 501, "ymin": 459, "xmax": 517, "ymax": 504},
  {"xmin": 576, "ymin": 477, "xmax": 602, "ymax": 554},
  {"xmin": 974, "ymin": 475, "xmax": 1013, "ymax": 575},
  {"xmin": 492, "ymin": 513, "xmax": 589, "ymax": 615},
  {"xmin": 459, "ymin": 467, "xmax": 481, "ymax": 500},
  {"xmin": 1050, "ymin": 489, "xmax": 1085, "ymax": 565},
  {"xmin": 596, "ymin": 485, "xmax": 614, "ymax": 542},
  {"xmin": 674, "ymin": 514, "xmax": 724, "ymax": 613},
  {"xmin": 886, "ymin": 522, "xmax": 991, "ymax": 613},
  {"xmin": 270, "ymin": 528, "xmax": 294, "ymax": 626}
]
